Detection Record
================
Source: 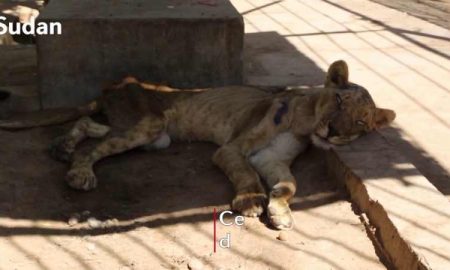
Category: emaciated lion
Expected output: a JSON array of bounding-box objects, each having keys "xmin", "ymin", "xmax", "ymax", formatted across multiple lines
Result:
[{"xmin": 0, "ymin": 60, "xmax": 396, "ymax": 230}]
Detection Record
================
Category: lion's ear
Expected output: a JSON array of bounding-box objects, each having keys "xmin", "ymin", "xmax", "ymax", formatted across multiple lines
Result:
[
  {"xmin": 374, "ymin": 108, "xmax": 396, "ymax": 129},
  {"xmin": 325, "ymin": 60, "xmax": 349, "ymax": 89}
]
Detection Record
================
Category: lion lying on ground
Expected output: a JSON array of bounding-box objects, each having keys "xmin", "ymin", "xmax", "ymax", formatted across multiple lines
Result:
[{"xmin": 0, "ymin": 60, "xmax": 395, "ymax": 230}]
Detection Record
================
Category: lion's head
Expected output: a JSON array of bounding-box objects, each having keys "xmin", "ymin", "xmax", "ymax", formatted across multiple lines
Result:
[{"xmin": 311, "ymin": 60, "xmax": 396, "ymax": 149}]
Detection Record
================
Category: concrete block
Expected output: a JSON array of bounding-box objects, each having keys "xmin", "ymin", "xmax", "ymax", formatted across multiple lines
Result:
[
  {"xmin": 36, "ymin": 0, "xmax": 243, "ymax": 108},
  {"xmin": 0, "ymin": 45, "xmax": 40, "ymax": 116},
  {"xmin": 328, "ymin": 132, "xmax": 450, "ymax": 270}
]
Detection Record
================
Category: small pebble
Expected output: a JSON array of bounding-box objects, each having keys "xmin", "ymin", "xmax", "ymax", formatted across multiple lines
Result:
[
  {"xmin": 86, "ymin": 242, "xmax": 96, "ymax": 252},
  {"xmin": 188, "ymin": 258, "xmax": 204, "ymax": 270},
  {"xmin": 68, "ymin": 213, "xmax": 81, "ymax": 226},
  {"xmin": 103, "ymin": 220, "xmax": 113, "ymax": 228},
  {"xmin": 87, "ymin": 217, "xmax": 102, "ymax": 228},
  {"xmin": 112, "ymin": 218, "xmax": 119, "ymax": 227},
  {"xmin": 277, "ymin": 231, "xmax": 288, "ymax": 241},
  {"xmin": 103, "ymin": 218, "xmax": 119, "ymax": 228}
]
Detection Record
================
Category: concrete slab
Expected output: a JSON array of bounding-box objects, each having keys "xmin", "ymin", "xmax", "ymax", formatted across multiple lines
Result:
[
  {"xmin": 328, "ymin": 133, "xmax": 450, "ymax": 270},
  {"xmin": 370, "ymin": 0, "xmax": 450, "ymax": 29},
  {"xmin": 0, "ymin": 45, "xmax": 37, "ymax": 86},
  {"xmin": 40, "ymin": 0, "xmax": 240, "ymax": 19},
  {"xmin": 0, "ymin": 45, "xmax": 39, "ymax": 115},
  {"xmin": 37, "ymin": 0, "xmax": 244, "ymax": 108}
]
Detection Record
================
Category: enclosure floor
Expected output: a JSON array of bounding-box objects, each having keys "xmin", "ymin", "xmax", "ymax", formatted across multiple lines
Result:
[
  {"xmin": 0, "ymin": 127, "xmax": 384, "ymax": 270},
  {"xmin": 1, "ymin": 0, "xmax": 450, "ymax": 269}
]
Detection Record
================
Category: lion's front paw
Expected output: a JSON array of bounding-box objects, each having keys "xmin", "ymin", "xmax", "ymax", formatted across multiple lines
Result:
[
  {"xmin": 267, "ymin": 198, "xmax": 294, "ymax": 230},
  {"xmin": 232, "ymin": 193, "xmax": 267, "ymax": 217},
  {"xmin": 66, "ymin": 167, "xmax": 97, "ymax": 191},
  {"xmin": 49, "ymin": 136, "xmax": 74, "ymax": 162}
]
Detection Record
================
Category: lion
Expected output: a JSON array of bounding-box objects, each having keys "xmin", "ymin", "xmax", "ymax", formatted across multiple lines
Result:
[{"xmin": 0, "ymin": 60, "xmax": 395, "ymax": 230}]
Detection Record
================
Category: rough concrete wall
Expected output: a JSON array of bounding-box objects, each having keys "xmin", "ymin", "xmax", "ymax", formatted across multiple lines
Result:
[{"xmin": 37, "ymin": 0, "xmax": 244, "ymax": 108}]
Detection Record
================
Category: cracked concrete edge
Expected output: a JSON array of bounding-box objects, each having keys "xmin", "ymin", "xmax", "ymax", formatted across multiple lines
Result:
[
  {"xmin": 326, "ymin": 148, "xmax": 431, "ymax": 270},
  {"xmin": 358, "ymin": 212, "xmax": 395, "ymax": 269}
]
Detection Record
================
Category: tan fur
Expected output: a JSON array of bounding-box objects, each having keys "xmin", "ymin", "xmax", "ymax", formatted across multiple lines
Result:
[{"xmin": 34, "ymin": 60, "xmax": 396, "ymax": 230}]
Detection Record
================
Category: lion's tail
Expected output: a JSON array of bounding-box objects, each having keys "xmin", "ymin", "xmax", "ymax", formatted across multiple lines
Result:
[{"xmin": 0, "ymin": 100, "xmax": 100, "ymax": 130}]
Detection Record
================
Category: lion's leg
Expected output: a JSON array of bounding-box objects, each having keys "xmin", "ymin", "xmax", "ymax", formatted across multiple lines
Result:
[
  {"xmin": 50, "ymin": 117, "xmax": 110, "ymax": 162},
  {"xmin": 212, "ymin": 145, "xmax": 267, "ymax": 217},
  {"xmin": 249, "ymin": 133, "xmax": 308, "ymax": 230},
  {"xmin": 66, "ymin": 115, "xmax": 166, "ymax": 190},
  {"xmin": 252, "ymin": 160, "xmax": 296, "ymax": 230}
]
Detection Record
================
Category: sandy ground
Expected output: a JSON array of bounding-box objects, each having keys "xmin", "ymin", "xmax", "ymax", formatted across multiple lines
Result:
[{"xmin": 1, "ymin": 0, "xmax": 450, "ymax": 269}]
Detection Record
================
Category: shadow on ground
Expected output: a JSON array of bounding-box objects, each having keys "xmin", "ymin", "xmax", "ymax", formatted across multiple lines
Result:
[
  {"xmin": 0, "ymin": 30, "xmax": 335, "ymax": 234},
  {"xmin": 0, "ymin": 121, "xmax": 342, "ymax": 233}
]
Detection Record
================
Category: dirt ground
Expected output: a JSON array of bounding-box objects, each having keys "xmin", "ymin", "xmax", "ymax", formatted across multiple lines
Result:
[
  {"xmin": 1, "ymin": 0, "xmax": 450, "ymax": 269},
  {"xmin": 0, "ymin": 124, "xmax": 386, "ymax": 270}
]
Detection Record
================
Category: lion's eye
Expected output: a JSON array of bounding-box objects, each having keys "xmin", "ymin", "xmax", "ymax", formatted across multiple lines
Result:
[{"xmin": 356, "ymin": 120, "xmax": 367, "ymax": 126}]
